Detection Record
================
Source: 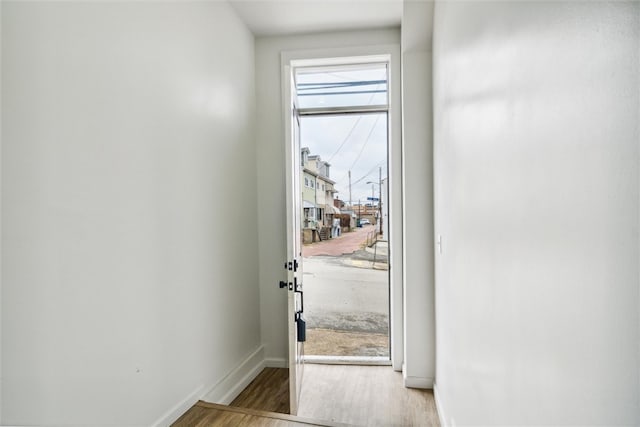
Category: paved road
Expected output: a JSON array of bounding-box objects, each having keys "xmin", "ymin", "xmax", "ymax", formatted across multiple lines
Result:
[
  {"xmin": 302, "ymin": 225, "xmax": 375, "ymax": 257},
  {"xmin": 302, "ymin": 256, "xmax": 389, "ymax": 334}
]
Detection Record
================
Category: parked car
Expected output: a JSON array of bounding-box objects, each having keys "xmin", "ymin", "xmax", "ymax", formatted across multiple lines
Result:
[{"xmin": 359, "ymin": 218, "xmax": 371, "ymax": 226}]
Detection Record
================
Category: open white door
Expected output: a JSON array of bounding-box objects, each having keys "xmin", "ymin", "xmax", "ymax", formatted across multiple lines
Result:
[{"xmin": 283, "ymin": 65, "xmax": 304, "ymax": 415}]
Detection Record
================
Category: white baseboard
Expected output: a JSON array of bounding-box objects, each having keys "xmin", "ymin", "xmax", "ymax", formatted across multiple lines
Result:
[
  {"xmin": 264, "ymin": 357, "xmax": 287, "ymax": 368},
  {"xmin": 152, "ymin": 384, "xmax": 205, "ymax": 427},
  {"xmin": 152, "ymin": 345, "xmax": 266, "ymax": 426},
  {"xmin": 403, "ymin": 373, "xmax": 434, "ymax": 389},
  {"xmin": 401, "ymin": 362, "xmax": 434, "ymax": 389},
  {"xmin": 203, "ymin": 345, "xmax": 266, "ymax": 405},
  {"xmin": 433, "ymin": 383, "xmax": 448, "ymax": 427}
]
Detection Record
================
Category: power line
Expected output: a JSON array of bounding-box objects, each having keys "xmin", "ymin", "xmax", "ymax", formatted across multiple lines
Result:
[
  {"xmin": 333, "ymin": 114, "xmax": 383, "ymax": 185},
  {"xmin": 326, "ymin": 78, "xmax": 383, "ymax": 164},
  {"xmin": 298, "ymin": 89, "xmax": 386, "ymax": 97},
  {"xmin": 306, "ymin": 70, "xmax": 387, "ymax": 166},
  {"xmin": 346, "ymin": 114, "xmax": 382, "ymax": 173},
  {"xmin": 351, "ymin": 160, "xmax": 386, "ymax": 186},
  {"xmin": 297, "ymin": 80, "xmax": 387, "ymax": 97},
  {"xmin": 336, "ymin": 159, "xmax": 385, "ymax": 186},
  {"xmin": 327, "ymin": 115, "xmax": 363, "ymax": 163},
  {"xmin": 297, "ymin": 80, "xmax": 387, "ymax": 89},
  {"xmin": 299, "ymin": 69, "xmax": 388, "ymax": 189}
]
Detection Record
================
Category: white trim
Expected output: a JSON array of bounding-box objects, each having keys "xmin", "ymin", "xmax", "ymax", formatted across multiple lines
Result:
[
  {"xmin": 282, "ymin": 43, "xmax": 403, "ymax": 373},
  {"xmin": 433, "ymin": 383, "xmax": 448, "ymax": 427},
  {"xmin": 153, "ymin": 346, "xmax": 266, "ymax": 426},
  {"xmin": 290, "ymin": 53, "xmax": 392, "ymax": 68},
  {"xmin": 402, "ymin": 374, "xmax": 434, "ymax": 389},
  {"xmin": 303, "ymin": 355, "xmax": 391, "ymax": 366},
  {"xmin": 387, "ymin": 42, "xmax": 404, "ymax": 373},
  {"xmin": 202, "ymin": 345, "xmax": 266, "ymax": 405},
  {"xmin": 151, "ymin": 384, "xmax": 205, "ymax": 427},
  {"xmin": 265, "ymin": 357, "xmax": 288, "ymax": 368}
]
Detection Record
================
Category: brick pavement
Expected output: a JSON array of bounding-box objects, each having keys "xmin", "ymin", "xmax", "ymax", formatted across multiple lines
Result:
[{"xmin": 302, "ymin": 225, "xmax": 374, "ymax": 257}]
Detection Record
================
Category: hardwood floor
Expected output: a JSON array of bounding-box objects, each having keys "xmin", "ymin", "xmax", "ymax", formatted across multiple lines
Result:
[
  {"xmin": 297, "ymin": 365, "xmax": 440, "ymax": 427},
  {"xmin": 231, "ymin": 368, "xmax": 290, "ymax": 414},
  {"xmin": 171, "ymin": 401, "xmax": 344, "ymax": 427},
  {"xmin": 176, "ymin": 365, "xmax": 440, "ymax": 426}
]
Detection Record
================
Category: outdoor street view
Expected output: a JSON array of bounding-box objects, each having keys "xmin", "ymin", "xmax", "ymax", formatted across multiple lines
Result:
[
  {"xmin": 302, "ymin": 224, "xmax": 389, "ymax": 358},
  {"xmin": 296, "ymin": 63, "xmax": 390, "ymax": 358}
]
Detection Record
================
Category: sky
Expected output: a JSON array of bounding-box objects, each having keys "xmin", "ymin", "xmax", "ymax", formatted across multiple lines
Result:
[
  {"xmin": 296, "ymin": 65, "xmax": 388, "ymax": 206},
  {"xmin": 300, "ymin": 114, "xmax": 387, "ymax": 205}
]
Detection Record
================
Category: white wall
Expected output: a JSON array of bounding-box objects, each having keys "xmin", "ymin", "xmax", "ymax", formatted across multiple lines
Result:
[
  {"xmin": 255, "ymin": 29, "xmax": 400, "ymax": 364},
  {"xmin": 433, "ymin": 1, "xmax": 639, "ymax": 425},
  {"xmin": 401, "ymin": 0, "xmax": 435, "ymax": 388},
  {"xmin": 2, "ymin": 2, "xmax": 259, "ymax": 425},
  {"xmin": 0, "ymin": 1, "xmax": 3, "ymax": 420}
]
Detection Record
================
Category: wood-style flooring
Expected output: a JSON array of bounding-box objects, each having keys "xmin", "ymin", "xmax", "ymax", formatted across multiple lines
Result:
[
  {"xmin": 174, "ymin": 365, "xmax": 440, "ymax": 427},
  {"xmin": 171, "ymin": 401, "xmax": 344, "ymax": 427},
  {"xmin": 298, "ymin": 365, "xmax": 440, "ymax": 427},
  {"xmin": 231, "ymin": 367, "xmax": 290, "ymax": 414}
]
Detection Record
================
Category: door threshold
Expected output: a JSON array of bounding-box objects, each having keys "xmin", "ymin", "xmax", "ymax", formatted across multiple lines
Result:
[{"xmin": 303, "ymin": 355, "xmax": 392, "ymax": 366}]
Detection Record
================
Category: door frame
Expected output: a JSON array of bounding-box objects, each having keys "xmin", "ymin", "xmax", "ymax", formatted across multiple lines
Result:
[
  {"xmin": 282, "ymin": 65, "xmax": 305, "ymax": 415},
  {"xmin": 281, "ymin": 44, "xmax": 403, "ymax": 372}
]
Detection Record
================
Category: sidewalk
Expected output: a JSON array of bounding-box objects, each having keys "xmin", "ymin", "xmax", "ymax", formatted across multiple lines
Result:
[{"xmin": 302, "ymin": 225, "xmax": 374, "ymax": 257}]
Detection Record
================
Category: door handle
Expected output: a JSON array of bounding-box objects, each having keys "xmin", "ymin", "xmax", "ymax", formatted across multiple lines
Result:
[
  {"xmin": 294, "ymin": 282, "xmax": 304, "ymax": 314},
  {"xmin": 295, "ymin": 312, "xmax": 306, "ymax": 342}
]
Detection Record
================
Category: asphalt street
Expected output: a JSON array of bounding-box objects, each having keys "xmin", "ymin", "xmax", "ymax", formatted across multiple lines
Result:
[{"xmin": 302, "ymin": 255, "xmax": 389, "ymax": 334}]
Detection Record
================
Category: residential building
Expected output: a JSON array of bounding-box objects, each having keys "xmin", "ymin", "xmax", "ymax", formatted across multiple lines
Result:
[{"xmin": 301, "ymin": 147, "xmax": 338, "ymax": 237}]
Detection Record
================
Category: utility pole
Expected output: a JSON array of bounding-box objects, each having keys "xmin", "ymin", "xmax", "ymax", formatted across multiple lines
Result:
[
  {"xmin": 348, "ymin": 170, "xmax": 352, "ymax": 208},
  {"xmin": 379, "ymin": 166, "xmax": 383, "ymax": 237},
  {"xmin": 366, "ymin": 170, "xmax": 384, "ymax": 236}
]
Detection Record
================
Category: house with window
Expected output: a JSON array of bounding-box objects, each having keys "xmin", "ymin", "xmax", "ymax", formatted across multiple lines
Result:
[{"xmin": 301, "ymin": 148, "xmax": 339, "ymax": 240}]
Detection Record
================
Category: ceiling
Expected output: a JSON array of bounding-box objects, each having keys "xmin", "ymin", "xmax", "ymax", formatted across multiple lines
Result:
[{"xmin": 228, "ymin": 0, "xmax": 403, "ymax": 36}]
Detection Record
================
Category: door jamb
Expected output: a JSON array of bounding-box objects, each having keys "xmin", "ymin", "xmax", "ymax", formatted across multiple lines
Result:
[{"xmin": 281, "ymin": 44, "xmax": 403, "ymax": 371}]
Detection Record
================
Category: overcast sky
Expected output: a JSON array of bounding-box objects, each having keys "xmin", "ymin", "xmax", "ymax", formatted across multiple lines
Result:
[
  {"xmin": 296, "ymin": 65, "xmax": 388, "ymax": 205},
  {"xmin": 301, "ymin": 114, "xmax": 387, "ymax": 205}
]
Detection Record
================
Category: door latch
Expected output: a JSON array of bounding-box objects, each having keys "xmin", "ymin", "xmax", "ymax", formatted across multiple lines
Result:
[
  {"xmin": 279, "ymin": 280, "xmax": 293, "ymax": 291},
  {"xmin": 286, "ymin": 259, "xmax": 299, "ymax": 272},
  {"xmin": 294, "ymin": 277, "xmax": 304, "ymax": 313}
]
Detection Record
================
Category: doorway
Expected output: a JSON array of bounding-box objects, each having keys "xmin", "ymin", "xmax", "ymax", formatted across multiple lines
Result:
[
  {"xmin": 283, "ymin": 48, "xmax": 402, "ymax": 415},
  {"xmin": 294, "ymin": 62, "xmax": 390, "ymax": 361},
  {"xmin": 299, "ymin": 107, "xmax": 389, "ymax": 360}
]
